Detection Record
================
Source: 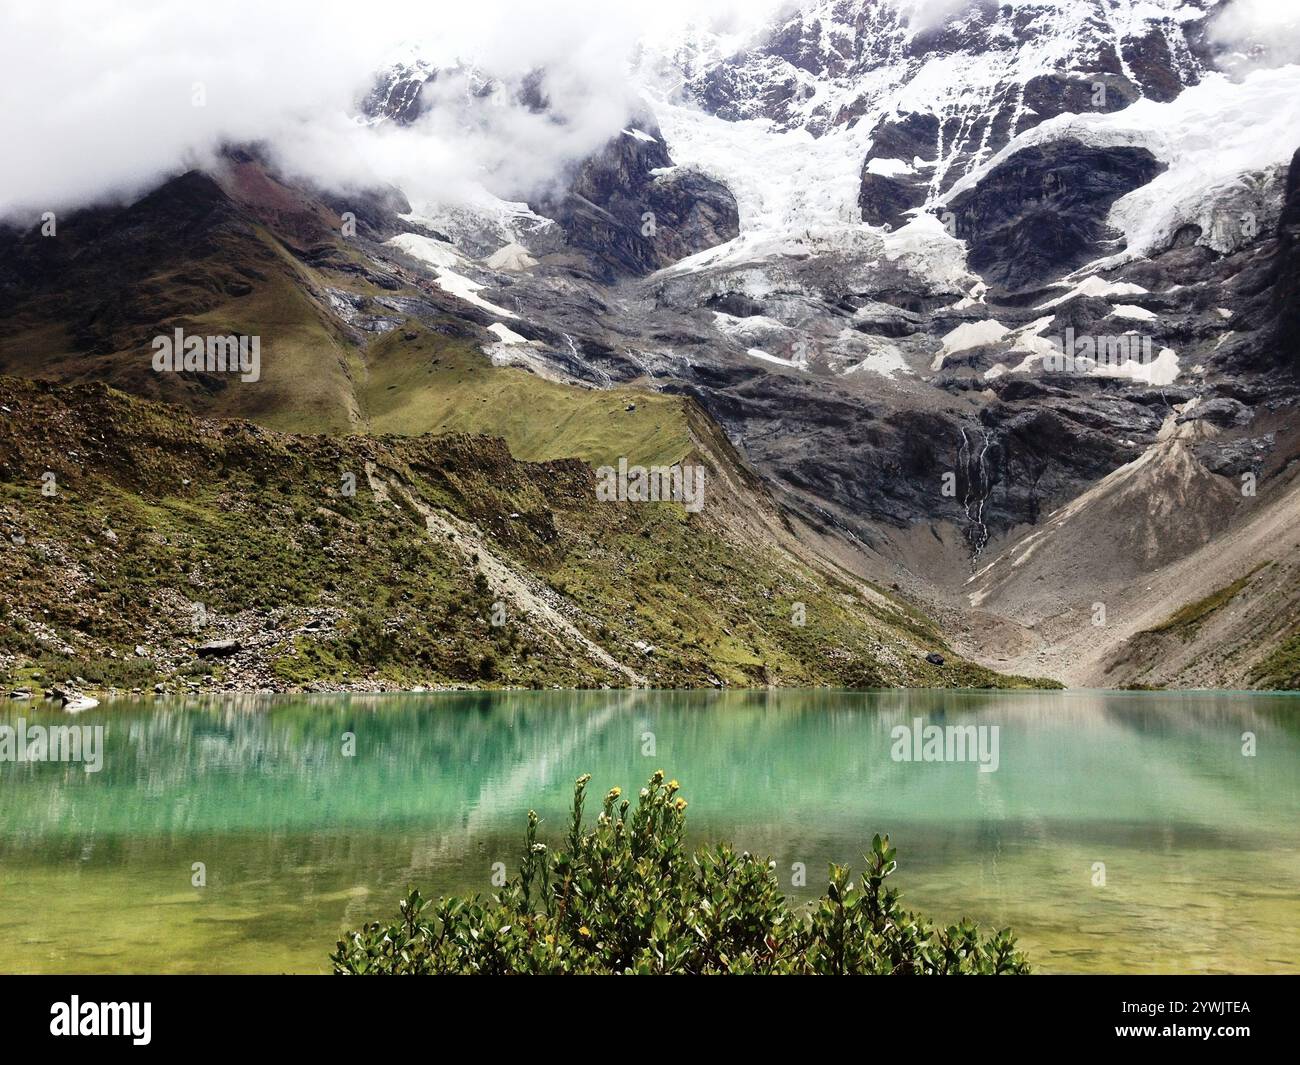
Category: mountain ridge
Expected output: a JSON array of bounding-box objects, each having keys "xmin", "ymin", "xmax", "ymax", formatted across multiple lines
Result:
[
  {"xmin": 2, "ymin": 0, "xmax": 1298, "ymax": 690},
  {"xmin": 0, "ymin": 373, "xmax": 1055, "ymax": 695}
]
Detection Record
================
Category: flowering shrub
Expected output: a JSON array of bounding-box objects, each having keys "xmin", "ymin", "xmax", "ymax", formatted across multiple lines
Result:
[{"xmin": 332, "ymin": 771, "xmax": 1030, "ymax": 975}]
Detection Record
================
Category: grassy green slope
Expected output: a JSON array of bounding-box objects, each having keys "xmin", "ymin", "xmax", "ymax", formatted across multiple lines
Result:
[
  {"xmin": 0, "ymin": 215, "xmax": 363, "ymax": 434},
  {"xmin": 0, "ymin": 376, "xmax": 1051, "ymax": 694},
  {"xmin": 1250, "ymin": 630, "xmax": 1300, "ymax": 690},
  {"xmin": 357, "ymin": 323, "xmax": 692, "ymax": 468}
]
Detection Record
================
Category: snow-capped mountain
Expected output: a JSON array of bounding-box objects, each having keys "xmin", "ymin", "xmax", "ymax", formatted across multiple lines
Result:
[
  {"xmin": 4, "ymin": 0, "xmax": 1299, "ymax": 689},
  {"xmin": 350, "ymin": 0, "xmax": 1300, "ymax": 685}
]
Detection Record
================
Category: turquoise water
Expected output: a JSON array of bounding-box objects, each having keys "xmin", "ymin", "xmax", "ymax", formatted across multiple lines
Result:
[{"xmin": 0, "ymin": 688, "xmax": 1296, "ymax": 973}]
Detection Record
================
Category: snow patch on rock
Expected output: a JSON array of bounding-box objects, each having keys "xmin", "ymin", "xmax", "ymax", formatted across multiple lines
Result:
[
  {"xmin": 485, "ymin": 243, "xmax": 538, "ymax": 271},
  {"xmin": 931, "ymin": 319, "xmax": 1010, "ymax": 371},
  {"xmin": 1036, "ymin": 275, "xmax": 1148, "ymax": 310},
  {"xmin": 746, "ymin": 346, "xmax": 807, "ymax": 370},
  {"xmin": 385, "ymin": 232, "xmax": 465, "ymax": 269},
  {"xmin": 1108, "ymin": 304, "xmax": 1159, "ymax": 322},
  {"xmin": 487, "ymin": 322, "xmax": 529, "ymax": 344},
  {"xmin": 434, "ymin": 270, "xmax": 517, "ymax": 318}
]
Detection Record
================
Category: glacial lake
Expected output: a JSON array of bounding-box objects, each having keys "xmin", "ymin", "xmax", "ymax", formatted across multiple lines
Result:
[{"xmin": 0, "ymin": 689, "xmax": 1296, "ymax": 974}]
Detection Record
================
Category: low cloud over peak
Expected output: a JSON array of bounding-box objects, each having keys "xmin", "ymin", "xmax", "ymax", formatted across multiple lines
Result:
[{"xmin": 0, "ymin": 0, "xmax": 779, "ymax": 223}]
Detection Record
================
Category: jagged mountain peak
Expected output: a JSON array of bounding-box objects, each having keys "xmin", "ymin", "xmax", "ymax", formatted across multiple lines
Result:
[
  {"xmin": 3, "ymin": 0, "xmax": 1299, "ymax": 693},
  {"xmin": 666, "ymin": 0, "xmax": 1215, "ymax": 131}
]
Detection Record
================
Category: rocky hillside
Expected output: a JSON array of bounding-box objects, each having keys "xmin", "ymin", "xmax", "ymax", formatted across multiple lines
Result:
[
  {"xmin": 2, "ymin": 0, "xmax": 1297, "ymax": 690},
  {"xmin": 0, "ymin": 375, "xmax": 1051, "ymax": 697},
  {"xmin": 662, "ymin": 0, "xmax": 1215, "ymax": 227}
]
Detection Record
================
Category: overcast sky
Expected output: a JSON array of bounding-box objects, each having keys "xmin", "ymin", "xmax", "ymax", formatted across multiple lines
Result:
[
  {"xmin": 0, "ymin": 0, "xmax": 1292, "ymax": 223},
  {"xmin": 0, "ymin": 0, "xmax": 785, "ymax": 221}
]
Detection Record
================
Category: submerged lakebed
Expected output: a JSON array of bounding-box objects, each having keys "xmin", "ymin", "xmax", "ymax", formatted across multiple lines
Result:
[{"xmin": 0, "ymin": 688, "xmax": 1296, "ymax": 974}]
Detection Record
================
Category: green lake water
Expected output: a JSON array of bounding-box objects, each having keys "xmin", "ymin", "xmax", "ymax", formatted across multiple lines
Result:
[{"xmin": 0, "ymin": 688, "xmax": 1296, "ymax": 974}]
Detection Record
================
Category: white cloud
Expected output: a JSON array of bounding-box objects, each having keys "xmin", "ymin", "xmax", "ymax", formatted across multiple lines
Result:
[
  {"xmin": 1209, "ymin": 0, "xmax": 1300, "ymax": 71},
  {"xmin": 904, "ymin": 0, "xmax": 973, "ymax": 32},
  {"xmin": 0, "ymin": 0, "xmax": 780, "ymax": 222}
]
